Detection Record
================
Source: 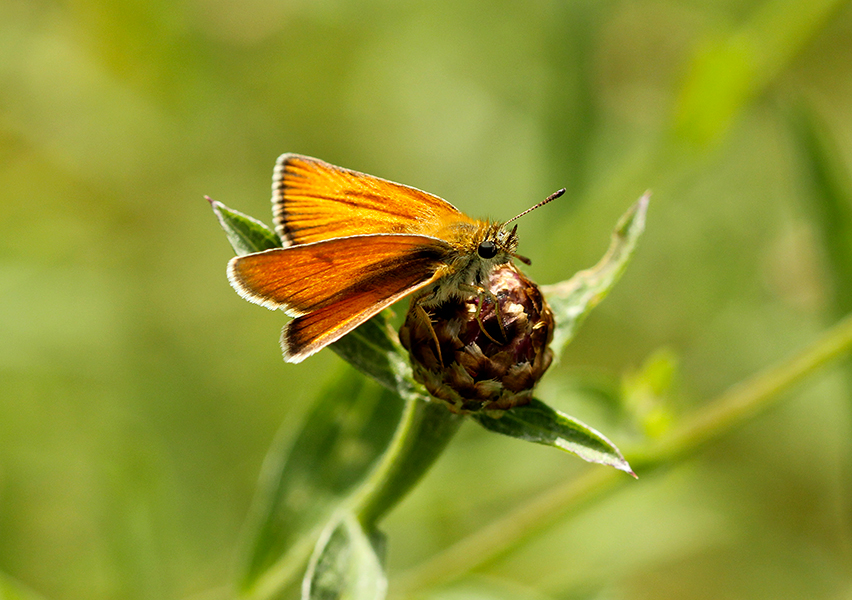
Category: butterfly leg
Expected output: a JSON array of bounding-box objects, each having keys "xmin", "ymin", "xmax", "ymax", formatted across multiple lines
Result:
[
  {"xmin": 461, "ymin": 284, "xmax": 507, "ymax": 345},
  {"xmin": 412, "ymin": 294, "xmax": 445, "ymax": 367}
]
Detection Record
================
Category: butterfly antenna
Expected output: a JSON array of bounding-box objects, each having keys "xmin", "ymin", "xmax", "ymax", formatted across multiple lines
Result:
[{"xmin": 505, "ymin": 188, "xmax": 566, "ymax": 225}]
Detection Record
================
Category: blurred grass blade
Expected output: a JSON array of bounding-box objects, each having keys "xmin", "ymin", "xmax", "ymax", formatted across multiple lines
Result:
[
  {"xmin": 240, "ymin": 374, "xmax": 404, "ymax": 598},
  {"xmin": 543, "ymin": 193, "xmax": 649, "ymax": 359},
  {"xmin": 473, "ymin": 399, "xmax": 634, "ymax": 476},
  {"xmin": 788, "ymin": 104, "xmax": 852, "ymax": 315},
  {"xmin": 541, "ymin": 1, "xmax": 604, "ymax": 198},
  {"xmin": 303, "ymin": 514, "xmax": 387, "ymax": 600},
  {"xmin": 209, "ymin": 198, "xmax": 282, "ymax": 255},
  {"xmin": 673, "ymin": 0, "xmax": 846, "ymax": 147},
  {"xmin": 0, "ymin": 573, "xmax": 49, "ymax": 600}
]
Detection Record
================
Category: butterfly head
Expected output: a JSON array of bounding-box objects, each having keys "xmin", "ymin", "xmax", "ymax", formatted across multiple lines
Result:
[
  {"xmin": 478, "ymin": 222, "xmax": 529, "ymax": 265},
  {"xmin": 477, "ymin": 187, "xmax": 566, "ymax": 267}
]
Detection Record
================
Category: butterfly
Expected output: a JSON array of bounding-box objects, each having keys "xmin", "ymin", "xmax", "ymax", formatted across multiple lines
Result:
[{"xmin": 227, "ymin": 154, "xmax": 562, "ymax": 363}]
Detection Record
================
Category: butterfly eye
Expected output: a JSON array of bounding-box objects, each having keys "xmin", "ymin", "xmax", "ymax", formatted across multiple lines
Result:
[{"xmin": 477, "ymin": 240, "xmax": 498, "ymax": 259}]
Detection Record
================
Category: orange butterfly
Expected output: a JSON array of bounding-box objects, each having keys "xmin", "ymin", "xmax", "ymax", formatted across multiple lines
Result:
[{"xmin": 227, "ymin": 154, "xmax": 562, "ymax": 363}]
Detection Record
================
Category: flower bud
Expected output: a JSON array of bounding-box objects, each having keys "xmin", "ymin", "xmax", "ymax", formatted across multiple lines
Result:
[{"xmin": 399, "ymin": 263, "xmax": 554, "ymax": 414}]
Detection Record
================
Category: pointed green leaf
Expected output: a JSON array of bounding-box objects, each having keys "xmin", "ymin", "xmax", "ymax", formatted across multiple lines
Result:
[
  {"xmin": 240, "ymin": 374, "xmax": 404, "ymax": 597},
  {"xmin": 473, "ymin": 399, "xmax": 634, "ymax": 476},
  {"xmin": 544, "ymin": 193, "xmax": 649, "ymax": 359},
  {"xmin": 303, "ymin": 514, "xmax": 387, "ymax": 600},
  {"xmin": 209, "ymin": 198, "xmax": 282, "ymax": 255}
]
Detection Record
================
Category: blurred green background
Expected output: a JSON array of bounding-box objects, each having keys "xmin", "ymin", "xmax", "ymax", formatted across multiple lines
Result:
[{"xmin": 2, "ymin": 0, "xmax": 852, "ymax": 598}]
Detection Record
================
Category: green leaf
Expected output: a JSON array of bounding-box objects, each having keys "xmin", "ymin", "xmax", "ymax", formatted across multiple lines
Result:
[
  {"xmin": 473, "ymin": 399, "xmax": 635, "ymax": 476},
  {"xmin": 238, "ymin": 368, "xmax": 459, "ymax": 600},
  {"xmin": 240, "ymin": 374, "xmax": 404, "ymax": 598},
  {"xmin": 303, "ymin": 514, "xmax": 387, "ymax": 600},
  {"xmin": 543, "ymin": 193, "xmax": 649, "ymax": 359},
  {"xmin": 209, "ymin": 197, "xmax": 282, "ymax": 255},
  {"xmin": 622, "ymin": 348, "xmax": 679, "ymax": 439},
  {"xmin": 330, "ymin": 313, "xmax": 425, "ymax": 404}
]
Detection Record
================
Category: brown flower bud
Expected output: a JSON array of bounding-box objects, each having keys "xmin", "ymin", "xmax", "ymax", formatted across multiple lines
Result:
[{"xmin": 399, "ymin": 263, "xmax": 554, "ymax": 414}]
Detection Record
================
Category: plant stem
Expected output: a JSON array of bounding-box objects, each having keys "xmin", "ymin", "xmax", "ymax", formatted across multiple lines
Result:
[
  {"xmin": 353, "ymin": 399, "xmax": 463, "ymax": 528},
  {"xmin": 391, "ymin": 311, "xmax": 852, "ymax": 596},
  {"xmin": 634, "ymin": 310, "xmax": 852, "ymax": 467}
]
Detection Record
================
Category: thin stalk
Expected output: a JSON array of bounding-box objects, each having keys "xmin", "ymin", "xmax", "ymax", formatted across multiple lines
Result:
[
  {"xmin": 635, "ymin": 310, "xmax": 852, "ymax": 467},
  {"xmin": 353, "ymin": 399, "xmax": 463, "ymax": 528},
  {"xmin": 392, "ymin": 311, "xmax": 852, "ymax": 596}
]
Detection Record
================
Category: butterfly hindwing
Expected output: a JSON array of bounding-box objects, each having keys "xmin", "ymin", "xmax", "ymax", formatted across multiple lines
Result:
[{"xmin": 227, "ymin": 233, "xmax": 453, "ymax": 362}]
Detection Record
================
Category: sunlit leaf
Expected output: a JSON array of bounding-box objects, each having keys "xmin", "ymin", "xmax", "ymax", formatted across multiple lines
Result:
[
  {"xmin": 622, "ymin": 348, "xmax": 679, "ymax": 439},
  {"xmin": 673, "ymin": 0, "xmax": 845, "ymax": 147},
  {"xmin": 330, "ymin": 313, "xmax": 424, "ymax": 404},
  {"xmin": 209, "ymin": 198, "xmax": 282, "ymax": 255}
]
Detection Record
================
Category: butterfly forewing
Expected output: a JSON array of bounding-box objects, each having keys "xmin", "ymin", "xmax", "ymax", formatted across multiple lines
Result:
[
  {"xmin": 273, "ymin": 154, "xmax": 470, "ymax": 245},
  {"xmin": 228, "ymin": 233, "xmax": 454, "ymax": 362}
]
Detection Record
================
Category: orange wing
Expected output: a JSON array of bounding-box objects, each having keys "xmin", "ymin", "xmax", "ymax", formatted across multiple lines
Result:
[
  {"xmin": 271, "ymin": 154, "xmax": 471, "ymax": 245},
  {"xmin": 227, "ymin": 234, "xmax": 453, "ymax": 362}
]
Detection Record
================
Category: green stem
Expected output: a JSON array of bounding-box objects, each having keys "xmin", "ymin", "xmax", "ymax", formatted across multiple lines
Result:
[
  {"xmin": 391, "ymin": 311, "xmax": 852, "ymax": 596},
  {"xmin": 634, "ymin": 310, "xmax": 852, "ymax": 467},
  {"xmin": 352, "ymin": 398, "xmax": 463, "ymax": 528}
]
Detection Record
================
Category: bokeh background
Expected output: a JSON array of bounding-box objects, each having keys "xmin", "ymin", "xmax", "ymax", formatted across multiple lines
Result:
[{"xmin": 2, "ymin": 0, "xmax": 852, "ymax": 598}]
